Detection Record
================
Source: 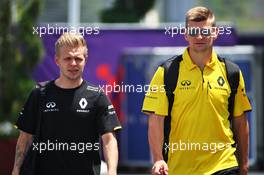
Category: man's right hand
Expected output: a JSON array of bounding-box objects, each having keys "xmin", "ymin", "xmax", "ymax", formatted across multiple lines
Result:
[
  {"xmin": 11, "ymin": 168, "xmax": 19, "ymax": 175},
  {"xmin": 12, "ymin": 131, "xmax": 33, "ymax": 175},
  {"xmin": 148, "ymin": 114, "xmax": 168, "ymax": 175},
  {"xmin": 152, "ymin": 160, "xmax": 168, "ymax": 175}
]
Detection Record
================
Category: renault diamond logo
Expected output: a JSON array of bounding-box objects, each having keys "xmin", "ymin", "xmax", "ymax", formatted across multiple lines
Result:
[
  {"xmin": 217, "ymin": 76, "xmax": 225, "ymax": 86},
  {"xmin": 79, "ymin": 98, "xmax": 88, "ymax": 109},
  {"xmin": 181, "ymin": 80, "xmax": 191, "ymax": 86},
  {"xmin": 46, "ymin": 102, "xmax": 56, "ymax": 108}
]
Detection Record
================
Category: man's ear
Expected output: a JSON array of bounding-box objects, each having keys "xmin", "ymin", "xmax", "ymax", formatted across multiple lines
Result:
[
  {"xmin": 184, "ymin": 28, "xmax": 189, "ymax": 41},
  {"xmin": 54, "ymin": 56, "xmax": 59, "ymax": 66},
  {"xmin": 211, "ymin": 26, "xmax": 219, "ymax": 40},
  {"xmin": 183, "ymin": 24, "xmax": 189, "ymax": 41},
  {"xmin": 85, "ymin": 55, "xmax": 88, "ymax": 64}
]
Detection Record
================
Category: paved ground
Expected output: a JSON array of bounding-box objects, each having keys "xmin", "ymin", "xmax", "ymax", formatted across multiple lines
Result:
[
  {"xmin": 118, "ymin": 173, "xmax": 264, "ymax": 175},
  {"xmin": 101, "ymin": 162, "xmax": 264, "ymax": 174}
]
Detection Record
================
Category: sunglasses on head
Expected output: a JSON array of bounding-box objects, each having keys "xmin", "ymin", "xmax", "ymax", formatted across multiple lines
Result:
[{"xmin": 188, "ymin": 28, "xmax": 212, "ymax": 37}]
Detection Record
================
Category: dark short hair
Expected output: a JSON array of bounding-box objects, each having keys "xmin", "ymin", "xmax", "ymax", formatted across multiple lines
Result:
[{"xmin": 185, "ymin": 6, "xmax": 215, "ymax": 28}]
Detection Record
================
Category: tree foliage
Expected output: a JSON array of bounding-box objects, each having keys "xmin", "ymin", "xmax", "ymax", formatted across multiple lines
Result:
[
  {"xmin": 197, "ymin": 0, "xmax": 250, "ymax": 21},
  {"xmin": 100, "ymin": 0, "xmax": 156, "ymax": 22},
  {"xmin": 0, "ymin": 0, "xmax": 43, "ymax": 136}
]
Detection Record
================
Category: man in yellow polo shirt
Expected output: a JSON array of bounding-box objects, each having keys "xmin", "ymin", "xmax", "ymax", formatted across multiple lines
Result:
[{"xmin": 142, "ymin": 6, "xmax": 251, "ymax": 175}]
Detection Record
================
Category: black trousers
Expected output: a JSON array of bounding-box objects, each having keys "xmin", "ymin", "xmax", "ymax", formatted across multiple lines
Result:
[{"xmin": 212, "ymin": 167, "xmax": 239, "ymax": 175}]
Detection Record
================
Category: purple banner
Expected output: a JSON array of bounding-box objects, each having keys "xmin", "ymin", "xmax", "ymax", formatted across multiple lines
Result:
[{"xmin": 32, "ymin": 28, "xmax": 237, "ymax": 85}]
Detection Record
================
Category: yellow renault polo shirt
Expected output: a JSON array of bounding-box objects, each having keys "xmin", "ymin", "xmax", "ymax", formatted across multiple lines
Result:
[{"xmin": 142, "ymin": 48, "xmax": 252, "ymax": 175}]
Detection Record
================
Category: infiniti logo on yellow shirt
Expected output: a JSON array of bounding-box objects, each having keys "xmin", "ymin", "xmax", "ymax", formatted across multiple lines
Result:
[
  {"xmin": 179, "ymin": 80, "xmax": 194, "ymax": 90},
  {"xmin": 181, "ymin": 80, "xmax": 191, "ymax": 86}
]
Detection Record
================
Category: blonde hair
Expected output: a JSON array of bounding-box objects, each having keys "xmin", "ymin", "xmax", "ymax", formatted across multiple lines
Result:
[
  {"xmin": 185, "ymin": 6, "xmax": 215, "ymax": 28},
  {"xmin": 55, "ymin": 33, "xmax": 88, "ymax": 57}
]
